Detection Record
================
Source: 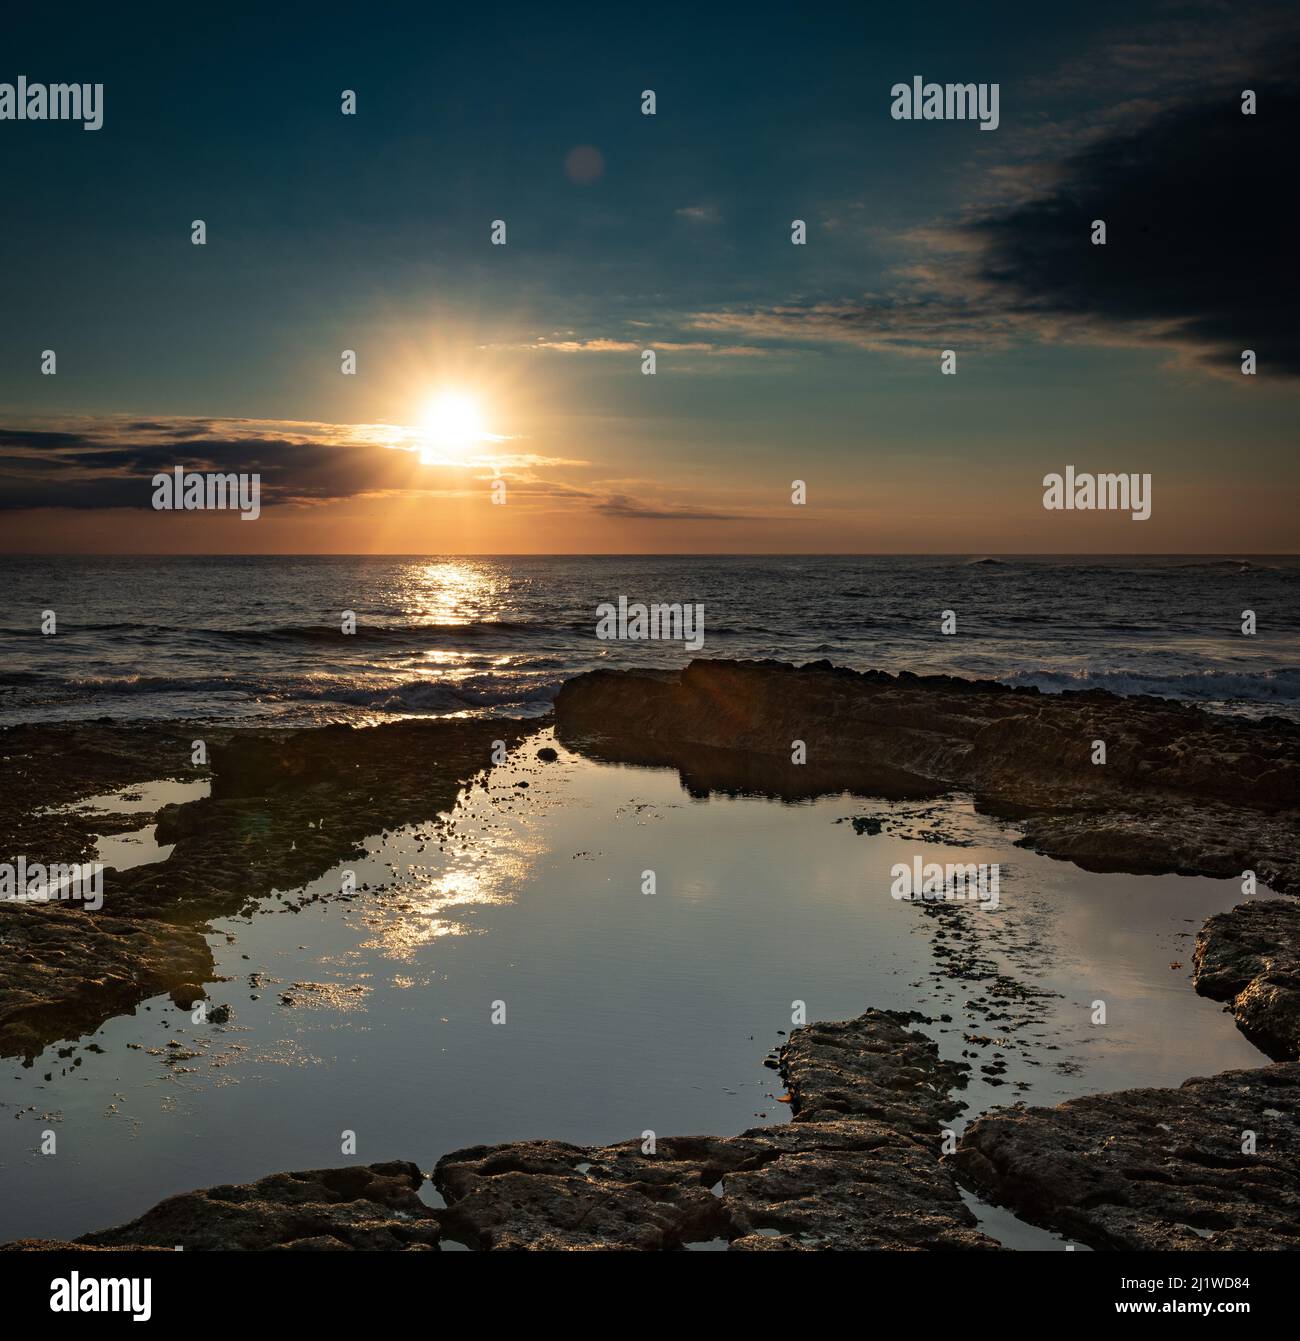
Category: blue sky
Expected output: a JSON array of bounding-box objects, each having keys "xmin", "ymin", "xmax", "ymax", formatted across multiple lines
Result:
[{"xmin": 1, "ymin": 0, "xmax": 1297, "ymax": 551}]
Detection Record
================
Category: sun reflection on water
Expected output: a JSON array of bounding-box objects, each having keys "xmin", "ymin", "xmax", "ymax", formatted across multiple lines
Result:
[
  {"xmin": 400, "ymin": 560, "xmax": 504, "ymax": 626},
  {"xmin": 351, "ymin": 772, "xmax": 547, "ymax": 960}
]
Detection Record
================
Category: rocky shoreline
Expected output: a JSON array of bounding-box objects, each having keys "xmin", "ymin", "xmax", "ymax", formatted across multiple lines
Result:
[
  {"xmin": 3, "ymin": 658, "xmax": 1297, "ymax": 1249},
  {"xmin": 0, "ymin": 717, "xmax": 531, "ymax": 1059},
  {"xmin": 7, "ymin": 1007, "xmax": 1296, "ymax": 1251},
  {"xmin": 953, "ymin": 1061, "xmax": 1300, "ymax": 1251},
  {"xmin": 1193, "ymin": 900, "xmax": 1300, "ymax": 1063},
  {"xmin": 555, "ymin": 659, "xmax": 1299, "ymax": 894},
  {"xmin": 0, "ymin": 1010, "xmax": 995, "ymax": 1250},
  {"xmin": 555, "ymin": 660, "xmax": 1300, "ymax": 1068}
]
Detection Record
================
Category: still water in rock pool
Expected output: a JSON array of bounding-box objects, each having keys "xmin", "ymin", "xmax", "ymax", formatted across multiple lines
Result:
[{"xmin": 0, "ymin": 730, "xmax": 1270, "ymax": 1244}]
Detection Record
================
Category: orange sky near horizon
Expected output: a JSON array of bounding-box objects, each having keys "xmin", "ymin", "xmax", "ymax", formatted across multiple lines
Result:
[{"xmin": 4, "ymin": 478, "xmax": 1296, "ymax": 555}]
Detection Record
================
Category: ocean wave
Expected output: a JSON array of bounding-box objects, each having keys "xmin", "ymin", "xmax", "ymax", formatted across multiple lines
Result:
[
  {"xmin": 999, "ymin": 666, "xmax": 1300, "ymax": 703},
  {"xmin": 316, "ymin": 676, "xmax": 565, "ymax": 713},
  {"xmin": 49, "ymin": 673, "xmax": 272, "ymax": 697},
  {"xmin": 0, "ymin": 619, "xmax": 551, "ymax": 645},
  {"xmin": 220, "ymin": 621, "xmax": 545, "ymax": 645},
  {"xmin": 1170, "ymin": 559, "xmax": 1292, "ymax": 574},
  {"xmin": 2, "ymin": 668, "xmax": 566, "ymax": 715},
  {"xmin": 0, "ymin": 669, "xmax": 48, "ymax": 686}
]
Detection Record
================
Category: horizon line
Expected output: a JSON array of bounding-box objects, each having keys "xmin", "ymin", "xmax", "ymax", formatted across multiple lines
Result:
[{"xmin": 1, "ymin": 551, "xmax": 1296, "ymax": 561}]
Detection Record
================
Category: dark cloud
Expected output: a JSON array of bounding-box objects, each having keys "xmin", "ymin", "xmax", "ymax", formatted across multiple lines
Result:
[
  {"xmin": 0, "ymin": 427, "xmax": 89, "ymax": 449},
  {"xmin": 595, "ymin": 494, "xmax": 747, "ymax": 521},
  {"xmin": 0, "ymin": 477, "xmax": 147, "ymax": 510},
  {"xmin": 690, "ymin": 49, "xmax": 1300, "ymax": 377},
  {"xmin": 0, "ymin": 423, "xmax": 429, "ymax": 511},
  {"xmin": 968, "ymin": 58, "xmax": 1300, "ymax": 373}
]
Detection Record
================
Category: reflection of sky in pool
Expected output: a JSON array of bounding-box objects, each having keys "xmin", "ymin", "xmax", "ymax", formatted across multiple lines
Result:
[{"xmin": 0, "ymin": 731, "xmax": 1270, "ymax": 1245}]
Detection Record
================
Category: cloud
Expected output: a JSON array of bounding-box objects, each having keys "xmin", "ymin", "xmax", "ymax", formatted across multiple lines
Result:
[
  {"xmin": 501, "ymin": 336, "xmax": 769, "ymax": 358},
  {"xmin": 0, "ymin": 415, "xmax": 580, "ymax": 511},
  {"xmin": 674, "ymin": 204, "xmax": 721, "ymax": 225},
  {"xmin": 526, "ymin": 338, "xmax": 641, "ymax": 353},
  {"xmin": 964, "ymin": 63, "xmax": 1300, "ymax": 374},
  {"xmin": 686, "ymin": 49, "xmax": 1300, "ymax": 378},
  {"xmin": 689, "ymin": 294, "xmax": 1023, "ymax": 358},
  {"xmin": 594, "ymin": 493, "xmax": 749, "ymax": 521}
]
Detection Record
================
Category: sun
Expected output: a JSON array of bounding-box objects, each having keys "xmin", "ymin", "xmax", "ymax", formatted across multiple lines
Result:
[{"xmin": 418, "ymin": 391, "xmax": 486, "ymax": 462}]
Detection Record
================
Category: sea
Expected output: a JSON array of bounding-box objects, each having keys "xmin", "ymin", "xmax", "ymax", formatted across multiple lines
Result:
[
  {"xmin": 1, "ymin": 553, "xmax": 1294, "ymax": 1246},
  {"xmin": 2, "ymin": 554, "xmax": 1297, "ymax": 725}
]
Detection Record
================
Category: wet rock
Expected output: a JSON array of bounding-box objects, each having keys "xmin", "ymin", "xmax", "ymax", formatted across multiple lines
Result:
[
  {"xmin": 0, "ymin": 1239, "xmax": 159, "ymax": 1252},
  {"xmin": 719, "ymin": 1119, "xmax": 991, "ymax": 1250},
  {"xmin": 1194, "ymin": 900, "xmax": 1300, "ymax": 1061},
  {"xmin": 435, "ymin": 1137, "xmax": 728, "ymax": 1249},
  {"xmin": 0, "ymin": 722, "xmax": 204, "ymax": 869},
  {"xmin": 0, "ymin": 718, "xmax": 537, "ymax": 1059},
  {"xmin": 0, "ymin": 904, "xmax": 214, "ymax": 1061},
  {"xmin": 950, "ymin": 1062, "xmax": 1300, "ymax": 1250},
  {"xmin": 537, "ymin": 747, "xmax": 559, "ymax": 762},
  {"xmin": 121, "ymin": 717, "xmax": 538, "ymax": 922},
  {"xmin": 776, "ymin": 1008, "xmax": 968, "ymax": 1132},
  {"xmin": 554, "ymin": 660, "xmax": 1299, "ymax": 893},
  {"xmin": 432, "ymin": 1009, "xmax": 994, "ymax": 1250},
  {"xmin": 435, "ymin": 1118, "xmax": 992, "ymax": 1251},
  {"xmin": 73, "ymin": 1161, "xmax": 440, "ymax": 1251}
]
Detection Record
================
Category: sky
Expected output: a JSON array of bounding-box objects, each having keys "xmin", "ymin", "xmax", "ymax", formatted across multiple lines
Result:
[{"xmin": 1, "ymin": 0, "xmax": 1297, "ymax": 553}]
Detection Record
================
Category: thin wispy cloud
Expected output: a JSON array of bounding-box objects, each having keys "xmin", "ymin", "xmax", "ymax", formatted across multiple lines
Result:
[{"xmin": 593, "ymin": 493, "xmax": 750, "ymax": 521}]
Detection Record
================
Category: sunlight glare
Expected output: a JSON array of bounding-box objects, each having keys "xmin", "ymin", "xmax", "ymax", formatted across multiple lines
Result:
[{"xmin": 419, "ymin": 391, "xmax": 485, "ymax": 462}]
